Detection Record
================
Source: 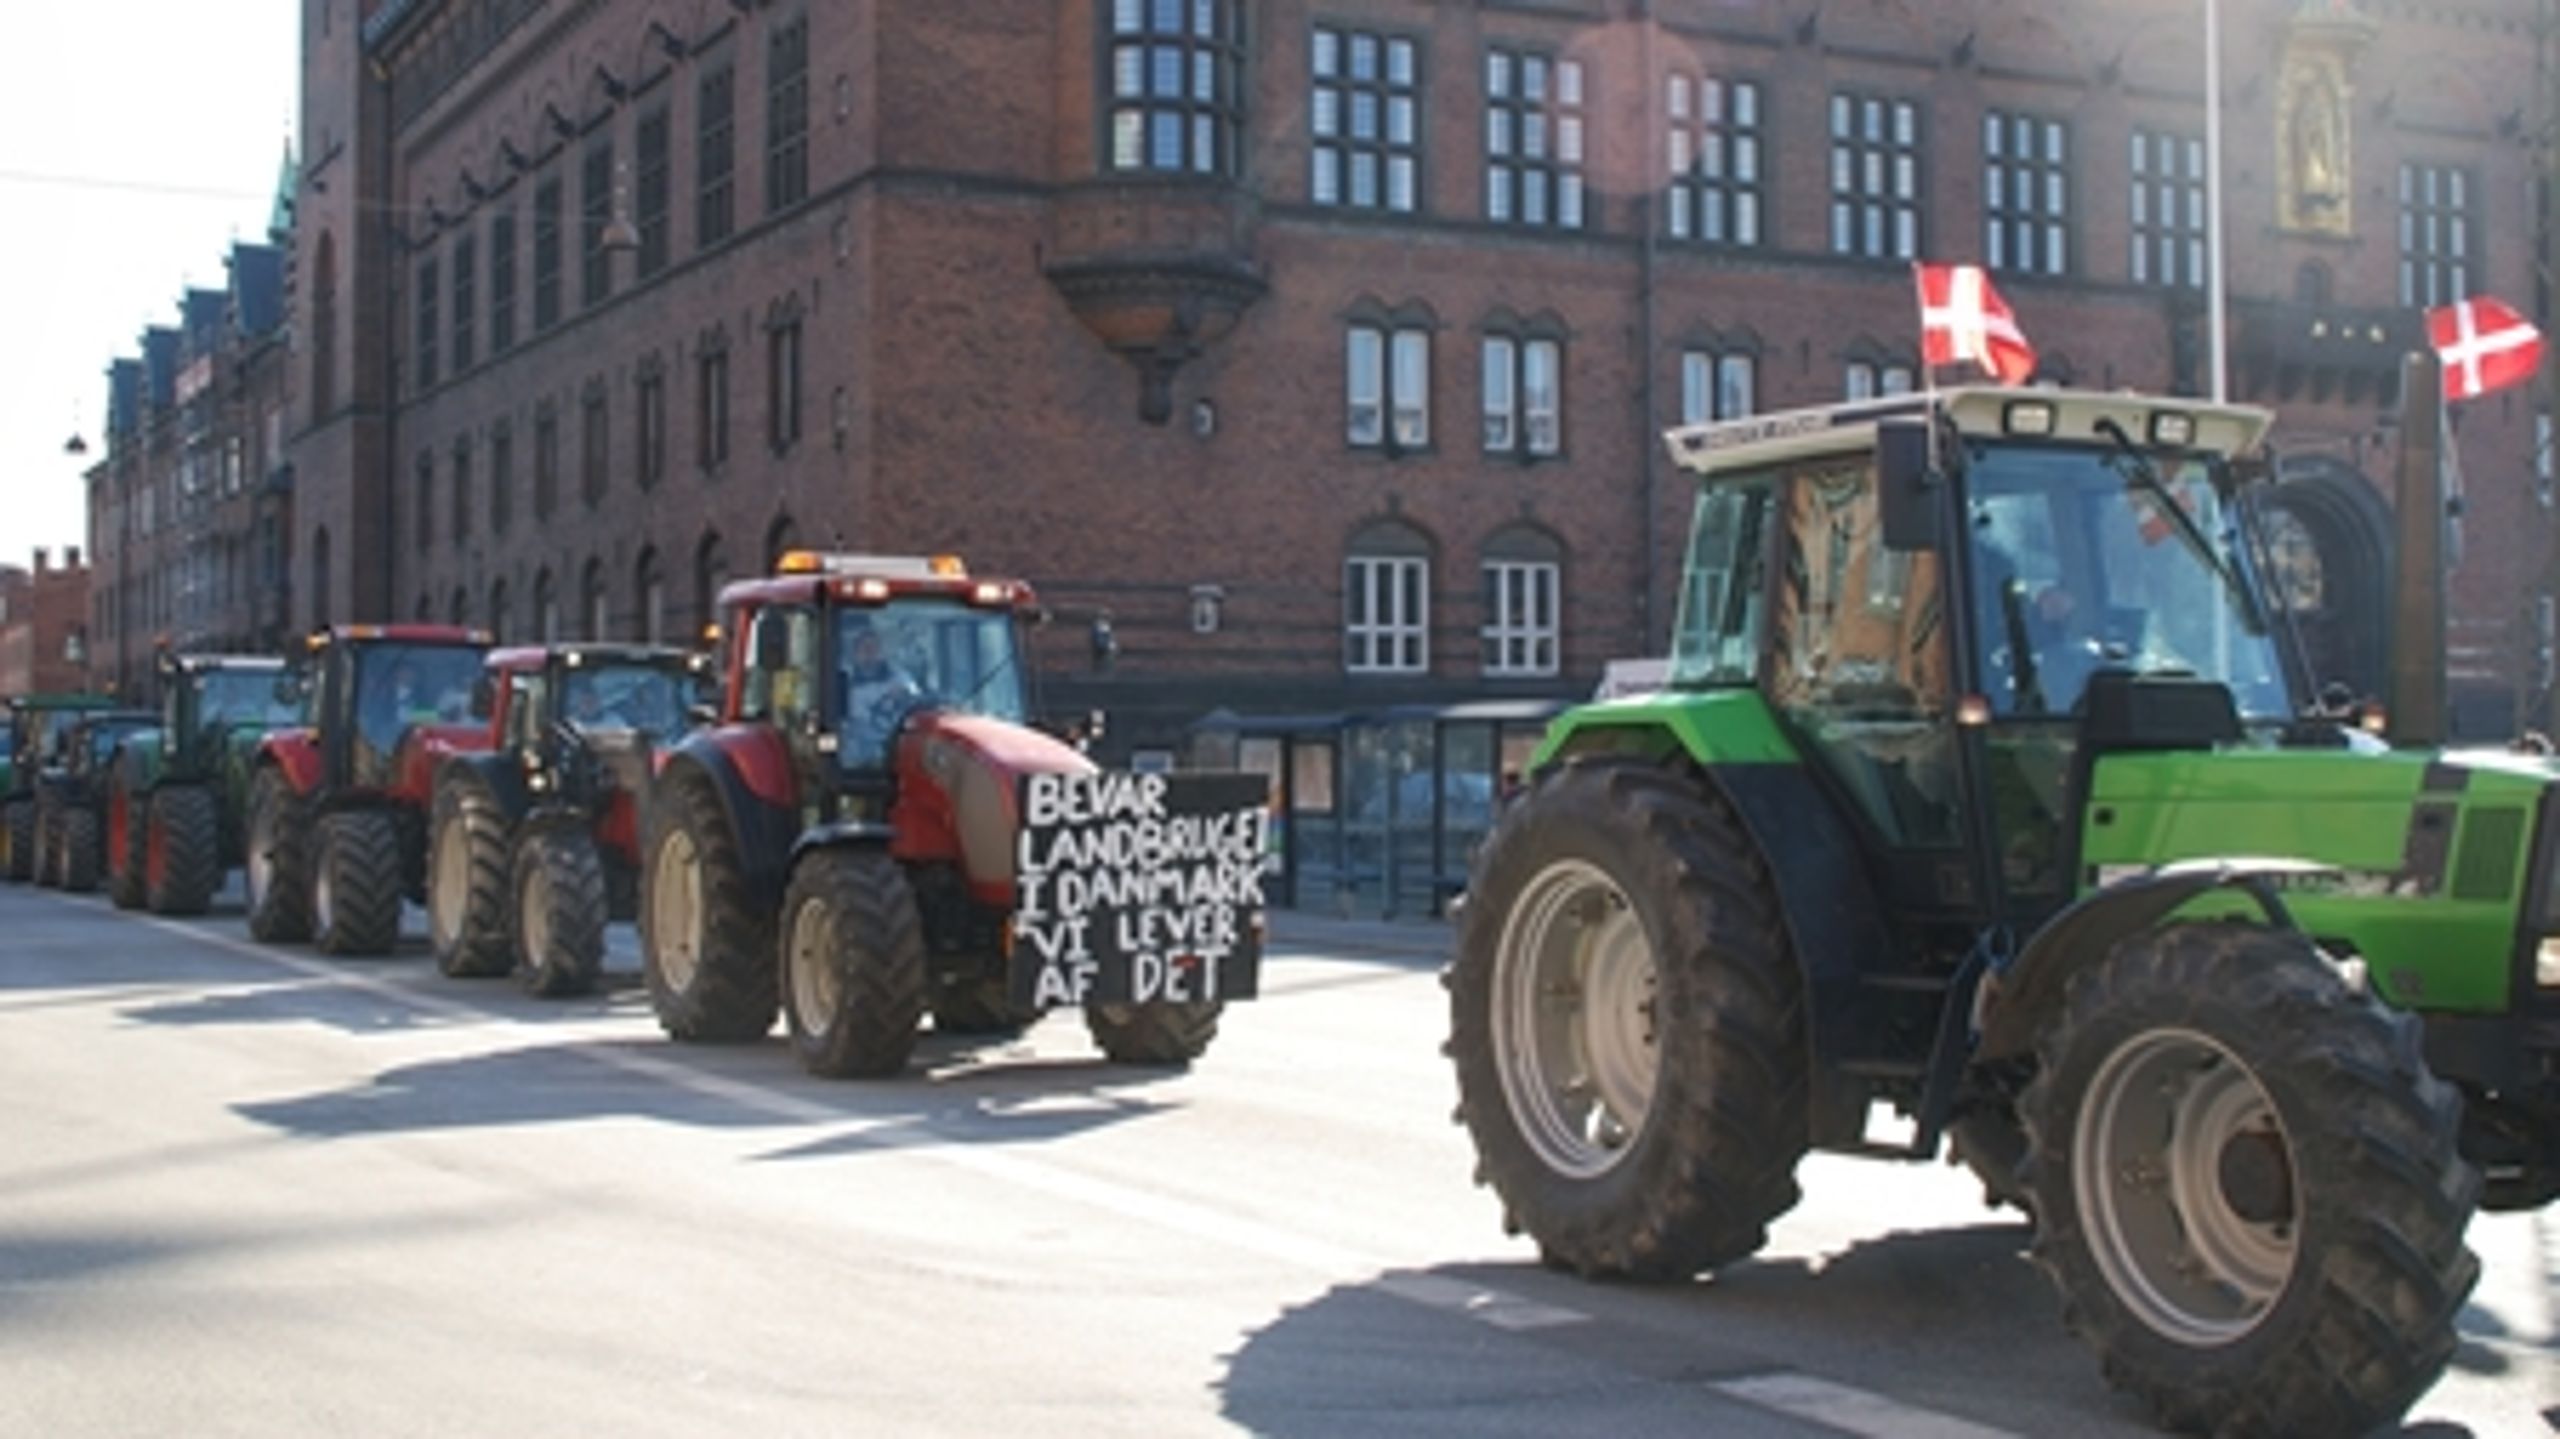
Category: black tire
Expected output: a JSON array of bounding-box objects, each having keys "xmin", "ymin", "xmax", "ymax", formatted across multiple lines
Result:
[
  {"xmin": 0, "ymin": 798, "xmax": 31, "ymax": 882},
  {"xmin": 31, "ymin": 801, "xmax": 61, "ymax": 889},
  {"xmin": 779, "ymin": 849, "xmax": 926, "ymax": 1077},
  {"xmin": 1084, "ymin": 1002, "xmax": 1221, "ymax": 1065},
  {"xmin": 930, "ymin": 972, "xmax": 1039, "ymax": 1037},
  {"xmin": 1947, "ymin": 1108, "xmax": 2034, "ymax": 1215},
  {"xmin": 639, "ymin": 771, "xmax": 777, "ymax": 1042},
  {"xmin": 428, "ymin": 776, "xmax": 515, "ymax": 978},
  {"xmin": 144, "ymin": 785, "xmax": 222, "ymax": 916},
  {"xmin": 514, "ymin": 826, "xmax": 607, "ymax": 998},
  {"xmin": 58, "ymin": 807, "xmax": 101, "ymax": 893},
  {"xmin": 244, "ymin": 768, "xmax": 312, "ymax": 943},
  {"xmin": 1447, "ymin": 756, "xmax": 1808, "ymax": 1281},
  {"xmin": 2020, "ymin": 923, "xmax": 2480, "ymax": 1439},
  {"xmin": 312, "ymin": 810, "xmax": 404, "ymax": 957},
  {"xmin": 107, "ymin": 784, "xmax": 146, "ymax": 910}
]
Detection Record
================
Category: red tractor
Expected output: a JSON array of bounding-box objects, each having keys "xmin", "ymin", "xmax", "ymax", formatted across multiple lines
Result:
[
  {"xmin": 427, "ymin": 642, "xmax": 713, "ymax": 995},
  {"xmin": 243, "ymin": 625, "xmax": 494, "ymax": 955},
  {"xmin": 642, "ymin": 551, "xmax": 1270, "ymax": 1077}
]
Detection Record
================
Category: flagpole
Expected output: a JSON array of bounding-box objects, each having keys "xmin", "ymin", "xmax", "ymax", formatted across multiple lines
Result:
[{"xmin": 2205, "ymin": 0, "xmax": 2230, "ymax": 403}]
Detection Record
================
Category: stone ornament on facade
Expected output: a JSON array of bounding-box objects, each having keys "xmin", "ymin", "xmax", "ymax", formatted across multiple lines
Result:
[{"xmin": 2277, "ymin": 0, "xmax": 2376, "ymax": 237}]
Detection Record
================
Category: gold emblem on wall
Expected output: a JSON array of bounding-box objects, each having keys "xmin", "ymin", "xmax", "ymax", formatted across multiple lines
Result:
[{"xmin": 2277, "ymin": 0, "xmax": 2376, "ymax": 237}]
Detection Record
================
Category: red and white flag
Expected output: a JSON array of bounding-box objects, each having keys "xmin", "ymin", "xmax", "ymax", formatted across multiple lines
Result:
[
  {"xmin": 2426, "ymin": 295, "xmax": 2543, "ymax": 402},
  {"xmin": 1914, "ymin": 262, "xmax": 2038, "ymax": 385}
]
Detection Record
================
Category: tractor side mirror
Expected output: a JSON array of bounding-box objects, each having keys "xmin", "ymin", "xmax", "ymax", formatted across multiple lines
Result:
[{"xmin": 1876, "ymin": 418, "xmax": 1940, "ymax": 551}]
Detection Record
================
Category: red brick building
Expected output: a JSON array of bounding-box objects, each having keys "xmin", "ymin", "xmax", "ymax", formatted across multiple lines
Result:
[
  {"xmin": 282, "ymin": 0, "xmax": 2549, "ymax": 902},
  {"xmin": 0, "ymin": 549, "xmax": 95, "ymax": 700}
]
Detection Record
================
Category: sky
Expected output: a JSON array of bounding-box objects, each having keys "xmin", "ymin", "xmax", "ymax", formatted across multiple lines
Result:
[{"xmin": 0, "ymin": 1, "xmax": 300, "ymax": 569}]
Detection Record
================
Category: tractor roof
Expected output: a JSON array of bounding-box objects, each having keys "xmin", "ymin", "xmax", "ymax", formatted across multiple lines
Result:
[
  {"xmin": 486, "ymin": 642, "xmax": 706, "ymax": 675},
  {"xmin": 306, "ymin": 623, "xmax": 491, "ymax": 651},
  {"xmin": 719, "ymin": 554, "xmax": 1037, "ymax": 614},
  {"xmin": 5, "ymin": 693, "xmax": 117, "ymax": 713},
  {"xmin": 166, "ymin": 653, "xmax": 284, "ymax": 675},
  {"xmin": 1663, "ymin": 385, "xmax": 2275, "ymax": 480}
]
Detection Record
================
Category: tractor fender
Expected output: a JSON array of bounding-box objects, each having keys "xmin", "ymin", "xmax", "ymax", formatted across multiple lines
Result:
[
  {"xmin": 1973, "ymin": 856, "xmax": 2338, "ymax": 1061},
  {"xmin": 656, "ymin": 739, "xmax": 801, "ymax": 913},
  {"xmin": 257, "ymin": 730, "xmax": 325, "ymax": 798},
  {"xmin": 114, "ymin": 731, "xmax": 169, "ymax": 797},
  {"xmin": 436, "ymin": 749, "xmax": 529, "ymax": 827},
  {"xmin": 1697, "ymin": 761, "xmax": 1907, "ymax": 1148}
]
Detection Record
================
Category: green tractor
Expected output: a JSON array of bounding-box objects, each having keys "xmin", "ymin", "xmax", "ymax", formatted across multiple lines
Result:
[
  {"xmin": 29, "ymin": 708, "xmax": 160, "ymax": 892},
  {"xmin": 1, "ymin": 693, "xmax": 117, "ymax": 882},
  {"xmin": 1448, "ymin": 387, "xmax": 2552, "ymax": 1438},
  {"xmin": 103, "ymin": 653, "xmax": 303, "ymax": 914}
]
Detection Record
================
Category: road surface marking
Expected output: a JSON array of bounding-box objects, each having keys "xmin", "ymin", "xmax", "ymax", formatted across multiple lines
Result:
[{"xmin": 1712, "ymin": 1373, "xmax": 2022, "ymax": 1439}]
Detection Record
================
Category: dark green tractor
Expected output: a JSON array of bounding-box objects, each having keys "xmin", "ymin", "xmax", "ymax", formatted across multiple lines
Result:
[
  {"xmin": 103, "ymin": 654, "xmax": 303, "ymax": 914},
  {"xmin": 1, "ymin": 694, "xmax": 116, "ymax": 882},
  {"xmin": 29, "ymin": 709, "xmax": 160, "ymax": 893},
  {"xmin": 1448, "ymin": 387, "xmax": 2552, "ymax": 1438}
]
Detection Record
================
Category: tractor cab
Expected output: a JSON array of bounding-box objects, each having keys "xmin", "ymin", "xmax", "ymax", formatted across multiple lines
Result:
[
  {"xmin": 159, "ymin": 654, "xmax": 300, "ymax": 774},
  {"xmin": 293, "ymin": 625, "xmax": 492, "ymax": 795},
  {"xmin": 1664, "ymin": 389, "xmax": 2298, "ymax": 930}
]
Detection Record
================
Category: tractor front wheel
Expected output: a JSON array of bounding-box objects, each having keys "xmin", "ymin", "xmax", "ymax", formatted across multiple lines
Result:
[
  {"xmin": 144, "ymin": 785, "xmax": 221, "ymax": 916},
  {"xmin": 1085, "ymin": 1002, "xmax": 1221, "ymax": 1065},
  {"xmin": 428, "ymin": 777, "xmax": 514, "ymax": 978},
  {"xmin": 639, "ymin": 774, "xmax": 776, "ymax": 1042},
  {"xmin": 779, "ymin": 849, "xmax": 925, "ymax": 1077},
  {"xmin": 244, "ymin": 769, "xmax": 312, "ymax": 943},
  {"xmin": 2022, "ymin": 923, "xmax": 2479, "ymax": 1439},
  {"xmin": 107, "ymin": 785, "xmax": 146, "ymax": 909},
  {"xmin": 57, "ymin": 807, "xmax": 101, "ymax": 893},
  {"xmin": 1447, "ymin": 757, "xmax": 1808, "ymax": 1282},
  {"xmin": 0, "ymin": 798, "xmax": 31, "ymax": 882},
  {"xmin": 514, "ymin": 826, "xmax": 607, "ymax": 998},
  {"xmin": 312, "ymin": 810, "xmax": 404, "ymax": 956}
]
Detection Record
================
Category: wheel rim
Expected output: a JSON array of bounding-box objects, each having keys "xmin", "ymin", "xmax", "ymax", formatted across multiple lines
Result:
[
  {"xmin": 650, "ymin": 828, "xmax": 703, "ymax": 991},
  {"xmin": 428, "ymin": 818, "xmax": 469, "ymax": 949},
  {"xmin": 2074, "ymin": 1026, "xmax": 2299, "ymax": 1347},
  {"xmin": 521, "ymin": 855, "xmax": 552, "ymax": 966},
  {"xmin": 1492, "ymin": 858, "xmax": 1658, "ymax": 1179},
  {"xmin": 786, "ymin": 892, "xmax": 842, "ymax": 1036}
]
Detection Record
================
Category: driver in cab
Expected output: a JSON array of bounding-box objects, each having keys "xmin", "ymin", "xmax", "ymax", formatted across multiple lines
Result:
[{"xmin": 841, "ymin": 619, "xmax": 921, "ymax": 763}]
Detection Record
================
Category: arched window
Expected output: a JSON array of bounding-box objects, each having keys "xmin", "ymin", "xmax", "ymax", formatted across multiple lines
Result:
[
  {"xmin": 582, "ymin": 556, "xmax": 608, "ymax": 639},
  {"xmin": 763, "ymin": 511, "xmax": 800, "ymax": 571},
  {"xmin": 694, "ymin": 529, "xmax": 730, "ymax": 634},
  {"xmin": 1344, "ymin": 517, "xmax": 1433, "ymax": 673},
  {"xmin": 449, "ymin": 586, "xmax": 470, "ymax": 625},
  {"xmin": 309, "ymin": 525, "xmax": 332, "ymax": 629},
  {"xmin": 533, "ymin": 567, "xmax": 558, "ymax": 642},
  {"xmin": 635, "ymin": 545, "xmax": 665, "ymax": 643},
  {"xmin": 488, "ymin": 577, "xmax": 512, "ymax": 643}
]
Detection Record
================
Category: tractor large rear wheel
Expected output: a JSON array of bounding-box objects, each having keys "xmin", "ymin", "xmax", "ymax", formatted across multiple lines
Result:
[
  {"xmin": 1448, "ymin": 757, "xmax": 1808, "ymax": 1281},
  {"xmin": 244, "ymin": 769, "xmax": 311, "ymax": 943},
  {"xmin": 107, "ymin": 784, "xmax": 146, "ymax": 909},
  {"xmin": 312, "ymin": 810, "xmax": 404, "ymax": 956},
  {"xmin": 428, "ymin": 776, "xmax": 514, "ymax": 978},
  {"xmin": 0, "ymin": 798, "xmax": 32, "ymax": 882},
  {"xmin": 57, "ymin": 807, "xmax": 101, "ymax": 893},
  {"xmin": 2021, "ymin": 923, "xmax": 2479, "ymax": 1439},
  {"xmin": 515, "ymin": 826, "xmax": 607, "ymax": 998},
  {"xmin": 640, "ymin": 773, "xmax": 776, "ymax": 1042},
  {"xmin": 779, "ymin": 849, "xmax": 926, "ymax": 1077},
  {"xmin": 144, "ymin": 785, "xmax": 221, "ymax": 916}
]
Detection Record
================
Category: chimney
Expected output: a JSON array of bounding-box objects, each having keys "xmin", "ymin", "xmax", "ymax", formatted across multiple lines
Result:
[
  {"xmin": 31, "ymin": 548, "xmax": 46, "ymax": 574},
  {"xmin": 65, "ymin": 546, "xmax": 81, "ymax": 569}
]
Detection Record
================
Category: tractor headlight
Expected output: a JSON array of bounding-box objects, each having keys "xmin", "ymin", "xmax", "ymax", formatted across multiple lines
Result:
[{"xmin": 2542, "ymin": 937, "xmax": 2560, "ymax": 990}]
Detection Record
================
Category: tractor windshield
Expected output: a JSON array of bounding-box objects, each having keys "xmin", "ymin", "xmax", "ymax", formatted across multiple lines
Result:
[
  {"xmin": 560, "ymin": 661, "xmax": 700, "ymax": 745},
  {"xmin": 832, "ymin": 597, "xmax": 1027, "ymax": 767},
  {"xmin": 354, "ymin": 643, "xmax": 486, "ymax": 758},
  {"xmin": 1964, "ymin": 441, "xmax": 2291, "ymax": 721},
  {"xmin": 197, "ymin": 670, "xmax": 303, "ymax": 733}
]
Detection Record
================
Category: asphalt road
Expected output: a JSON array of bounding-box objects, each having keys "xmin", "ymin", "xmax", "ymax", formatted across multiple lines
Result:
[{"xmin": 1, "ymin": 884, "xmax": 2553, "ymax": 1438}]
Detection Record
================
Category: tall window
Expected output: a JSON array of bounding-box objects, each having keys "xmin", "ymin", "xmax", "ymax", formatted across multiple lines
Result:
[
  {"xmin": 1985, "ymin": 111, "xmax": 2068, "ymax": 275},
  {"xmin": 698, "ymin": 340, "xmax": 732, "ymax": 468},
  {"xmin": 1346, "ymin": 322, "xmax": 1429, "ymax": 449},
  {"xmin": 766, "ymin": 15, "xmax": 809, "ymax": 214},
  {"xmin": 2130, "ymin": 129, "xmax": 2206, "ymax": 288},
  {"xmin": 489, "ymin": 209, "xmax": 516, "ymax": 354},
  {"xmin": 768, "ymin": 316, "xmax": 803, "ymax": 451},
  {"xmin": 534, "ymin": 567, "xmax": 559, "ymax": 641},
  {"xmin": 1481, "ymin": 548, "xmax": 1560, "ymax": 677},
  {"xmin": 1830, "ymin": 92, "xmax": 1921, "ymax": 260},
  {"xmin": 1484, "ymin": 47, "xmax": 1585, "ymax": 228},
  {"xmin": 636, "ymin": 106, "xmax": 671, "ymax": 278},
  {"xmin": 311, "ymin": 235, "xmax": 338, "ymax": 418},
  {"xmin": 533, "ymin": 402, "xmax": 559, "ymax": 520},
  {"xmin": 636, "ymin": 548, "xmax": 666, "ymax": 644},
  {"xmin": 532, "ymin": 177, "xmax": 563, "ymax": 330},
  {"xmin": 582, "ymin": 558, "xmax": 609, "ymax": 640},
  {"xmin": 1105, "ymin": 0, "xmax": 1245, "ymax": 176},
  {"xmin": 489, "ymin": 421, "xmax": 513, "ymax": 535},
  {"xmin": 1680, "ymin": 347, "xmax": 1756, "ymax": 425},
  {"xmin": 1666, "ymin": 74, "xmax": 1760, "ymax": 245},
  {"xmin": 450, "ymin": 235, "xmax": 477, "ymax": 371},
  {"xmin": 636, "ymin": 361, "xmax": 667, "ymax": 489},
  {"xmin": 698, "ymin": 59, "xmax": 736, "ymax": 247},
  {"xmin": 1345, "ymin": 534, "xmax": 1429, "ymax": 674},
  {"xmin": 413, "ymin": 451, "xmax": 435, "ymax": 552},
  {"xmin": 1311, "ymin": 26, "xmax": 1419, "ymax": 212},
  {"xmin": 413, "ymin": 258, "xmax": 440, "ymax": 391},
  {"xmin": 2399, "ymin": 163, "xmax": 2474, "ymax": 307},
  {"xmin": 451, "ymin": 438, "xmax": 472, "ymax": 544},
  {"xmin": 1482, "ymin": 332, "xmax": 1562, "ymax": 457},
  {"xmin": 489, "ymin": 578, "xmax": 512, "ymax": 643},
  {"xmin": 581, "ymin": 139, "xmax": 613, "ymax": 307},
  {"xmin": 581, "ymin": 386, "xmax": 609, "ymax": 506}
]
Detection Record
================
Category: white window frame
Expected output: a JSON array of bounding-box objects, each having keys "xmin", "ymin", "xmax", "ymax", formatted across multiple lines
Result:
[
  {"xmin": 1665, "ymin": 73, "xmax": 1761, "ymax": 245},
  {"xmin": 1829, "ymin": 92, "xmax": 1921, "ymax": 260},
  {"xmin": 1312, "ymin": 26, "xmax": 1421, "ymax": 212},
  {"xmin": 1484, "ymin": 47, "xmax": 1586, "ymax": 228},
  {"xmin": 1345, "ymin": 553, "xmax": 1429, "ymax": 673},
  {"xmin": 2130, "ymin": 129, "xmax": 2207, "ymax": 288},
  {"xmin": 1681, "ymin": 349, "xmax": 1756, "ymax": 425},
  {"xmin": 1845, "ymin": 361, "xmax": 1915, "ymax": 401},
  {"xmin": 1349, "ymin": 325, "xmax": 1432, "ymax": 448},
  {"xmin": 1984, "ymin": 110, "xmax": 2069, "ymax": 276},
  {"xmin": 1481, "ymin": 558, "xmax": 1559, "ymax": 676}
]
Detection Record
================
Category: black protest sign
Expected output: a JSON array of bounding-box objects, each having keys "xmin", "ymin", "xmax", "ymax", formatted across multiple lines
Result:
[{"xmin": 1011, "ymin": 770, "xmax": 1270, "ymax": 1010}]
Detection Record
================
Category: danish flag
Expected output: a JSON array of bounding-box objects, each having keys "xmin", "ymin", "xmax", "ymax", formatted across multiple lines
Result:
[
  {"xmin": 1914, "ymin": 262, "xmax": 2038, "ymax": 385},
  {"xmin": 2426, "ymin": 295, "xmax": 2543, "ymax": 403}
]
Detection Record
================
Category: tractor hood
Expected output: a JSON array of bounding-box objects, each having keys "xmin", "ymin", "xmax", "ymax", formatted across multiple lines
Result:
[{"xmin": 893, "ymin": 711, "xmax": 1096, "ymax": 902}]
